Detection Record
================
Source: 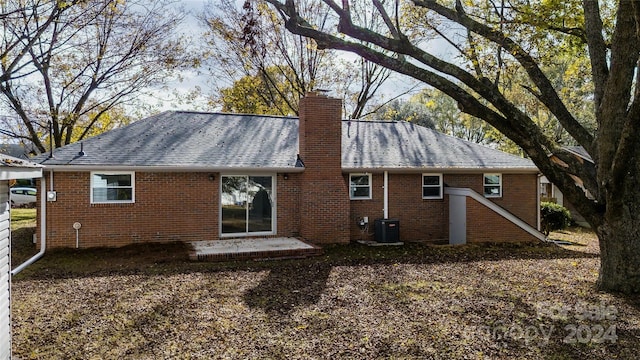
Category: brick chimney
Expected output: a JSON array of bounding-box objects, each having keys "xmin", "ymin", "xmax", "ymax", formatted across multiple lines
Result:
[{"xmin": 298, "ymin": 92, "xmax": 350, "ymax": 243}]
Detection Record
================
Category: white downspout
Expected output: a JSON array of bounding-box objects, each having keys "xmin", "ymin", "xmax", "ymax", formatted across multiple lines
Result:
[
  {"xmin": 383, "ymin": 171, "xmax": 389, "ymax": 219},
  {"xmin": 537, "ymin": 174, "xmax": 541, "ymax": 231},
  {"xmin": 12, "ymin": 173, "xmax": 47, "ymax": 276}
]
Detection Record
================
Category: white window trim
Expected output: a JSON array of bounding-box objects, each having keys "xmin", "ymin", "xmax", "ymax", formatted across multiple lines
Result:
[
  {"xmin": 483, "ymin": 173, "xmax": 502, "ymax": 198},
  {"xmin": 422, "ymin": 173, "xmax": 443, "ymax": 199},
  {"xmin": 90, "ymin": 171, "xmax": 135, "ymax": 204},
  {"xmin": 349, "ymin": 173, "xmax": 372, "ymax": 200}
]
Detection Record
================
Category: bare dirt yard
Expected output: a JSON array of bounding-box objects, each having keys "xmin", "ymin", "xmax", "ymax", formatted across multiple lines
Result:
[{"xmin": 10, "ymin": 213, "xmax": 640, "ymax": 359}]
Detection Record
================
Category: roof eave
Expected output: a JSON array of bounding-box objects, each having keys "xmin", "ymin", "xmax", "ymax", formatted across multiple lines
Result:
[
  {"xmin": 41, "ymin": 164, "xmax": 306, "ymax": 173},
  {"xmin": 341, "ymin": 166, "xmax": 540, "ymax": 174},
  {"xmin": 563, "ymin": 148, "xmax": 595, "ymax": 164},
  {"xmin": 0, "ymin": 167, "xmax": 43, "ymax": 180},
  {"xmin": 0, "ymin": 154, "xmax": 44, "ymax": 179}
]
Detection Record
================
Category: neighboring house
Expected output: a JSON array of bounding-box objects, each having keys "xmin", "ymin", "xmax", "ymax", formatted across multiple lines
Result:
[
  {"xmin": 540, "ymin": 146, "xmax": 593, "ymax": 227},
  {"xmin": 0, "ymin": 144, "xmax": 37, "ymax": 188},
  {"xmin": 32, "ymin": 93, "xmax": 543, "ymax": 249},
  {"xmin": 0, "ymin": 144, "xmax": 29, "ymax": 160},
  {"xmin": 1, "ymin": 154, "xmax": 43, "ymax": 359}
]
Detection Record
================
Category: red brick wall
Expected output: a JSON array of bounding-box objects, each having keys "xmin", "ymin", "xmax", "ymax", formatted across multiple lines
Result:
[
  {"xmin": 466, "ymin": 197, "xmax": 539, "ymax": 242},
  {"xmin": 445, "ymin": 173, "xmax": 538, "ymax": 227},
  {"xmin": 349, "ymin": 173, "xmax": 450, "ymax": 243},
  {"xmin": 276, "ymin": 172, "xmax": 301, "ymax": 237},
  {"xmin": 489, "ymin": 174, "xmax": 538, "ymax": 227},
  {"xmin": 37, "ymin": 172, "xmax": 218, "ymax": 248},
  {"xmin": 37, "ymin": 169, "xmax": 538, "ymax": 248},
  {"xmin": 348, "ymin": 172, "xmax": 539, "ymax": 243},
  {"xmin": 298, "ymin": 93, "xmax": 350, "ymax": 244},
  {"xmin": 348, "ymin": 173, "xmax": 385, "ymax": 242},
  {"xmin": 37, "ymin": 171, "xmax": 301, "ymax": 249},
  {"xmin": 388, "ymin": 173, "xmax": 448, "ymax": 242}
]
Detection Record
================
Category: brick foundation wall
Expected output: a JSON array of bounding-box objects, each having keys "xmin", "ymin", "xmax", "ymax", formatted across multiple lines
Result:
[{"xmin": 466, "ymin": 197, "xmax": 539, "ymax": 242}]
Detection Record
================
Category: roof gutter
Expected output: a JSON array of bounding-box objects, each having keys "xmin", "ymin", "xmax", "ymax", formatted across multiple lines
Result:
[
  {"xmin": 12, "ymin": 176, "xmax": 46, "ymax": 275},
  {"xmin": 341, "ymin": 167, "xmax": 540, "ymax": 174},
  {"xmin": 39, "ymin": 165, "xmax": 306, "ymax": 173},
  {"xmin": 39, "ymin": 164, "xmax": 538, "ymax": 174},
  {"xmin": 0, "ymin": 167, "xmax": 42, "ymax": 179}
]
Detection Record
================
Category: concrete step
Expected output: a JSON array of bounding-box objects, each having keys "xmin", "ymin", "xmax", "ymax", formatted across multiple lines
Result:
[{"xmin": 188, "ymin": 238, "xmax": 323, "ymax": 262}]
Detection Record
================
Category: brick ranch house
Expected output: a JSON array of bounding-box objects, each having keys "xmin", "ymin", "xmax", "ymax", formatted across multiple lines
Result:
[{"xmin": 33, "ymin": 93, "xmax": 545, "ymax": 249}]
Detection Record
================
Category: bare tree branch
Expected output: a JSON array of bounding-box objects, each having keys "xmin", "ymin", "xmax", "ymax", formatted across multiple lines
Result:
[
  {"xmin": 265, "ymin": 0, "xmax": 605, "ymax": 226},
  {"xmin": 1, "ymin": 0, "xmax": 187, "ymax": 151},
  {"xmin": 414, "ymin": 0, "xmax": 594, "ymax": 153}
]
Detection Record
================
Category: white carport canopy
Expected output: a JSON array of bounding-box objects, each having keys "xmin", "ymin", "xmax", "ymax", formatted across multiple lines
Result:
[{"xmin": 0, "ymin": 155, "xmax": 43, "ymax": 360}]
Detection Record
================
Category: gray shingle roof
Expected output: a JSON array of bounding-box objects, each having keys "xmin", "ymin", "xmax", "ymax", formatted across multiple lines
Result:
[
  {"xmin": 342, "ymin": 120, "xmax": 536, "ymax": 171},
  {"xmin": 34, "ymin": 111, "xmax": 536, "ymax": 172},
  {"xmin": 35, "ymin": 111, "xmax": 300, "ymax": 169},
  {"xmin": 0, "ymin": 144, "xmax": 30, "ymax": 159}
]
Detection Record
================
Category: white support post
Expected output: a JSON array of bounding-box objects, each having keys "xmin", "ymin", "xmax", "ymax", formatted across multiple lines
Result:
[{"xmin": 383, "ymin": 171, "xmax": 389, "ymax": 219}]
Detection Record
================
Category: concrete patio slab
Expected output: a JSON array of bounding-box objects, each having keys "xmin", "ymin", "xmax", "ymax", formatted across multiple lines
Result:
[
  {"xmin": 188, "ymin": 237, "xmax": 323, "ymax": 261},
  {"xmin": 356, "ymin": 240, "xmax": 404, "ymax": 247}
]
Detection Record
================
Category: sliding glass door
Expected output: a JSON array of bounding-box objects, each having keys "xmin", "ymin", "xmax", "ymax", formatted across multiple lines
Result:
[{"xmin": 221, "ymin": 175, "xmax": 274, "ymax": 236}]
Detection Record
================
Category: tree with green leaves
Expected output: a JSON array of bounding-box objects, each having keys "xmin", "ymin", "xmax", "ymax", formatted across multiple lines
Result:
[
  {"xmin": 1, "ymin": 0, "xmax": 189, "ymax": 153},
  {"xmin": 218, "ymin": 66, "xmax": 298, "ymax": 115},
  {"xmin": 263, "ymin": 0, "xmax": 640, "ymax": 293},
  {"xmin": 376, "ymin": 97, "xmax": 434, "ymax": 128},
  {"xmin": 414, "ymin": 88, "xmax": 492, "ymax": 144},
  {"xmin": 377, "ymin": 88, "xmax": 497, "ymax": 146}
]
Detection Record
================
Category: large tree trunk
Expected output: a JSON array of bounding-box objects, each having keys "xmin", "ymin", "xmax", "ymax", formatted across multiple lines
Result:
[
  {"xmin": 597, "ymin": 148, "xmax": 640, "ymax": 293},
  {"xmin": 264, "ymin": 0, "xmax": 640, "ymax": 294},
  {"xmin": 598, "ymin": 222, "xmax": 640, "ymax": 293}
]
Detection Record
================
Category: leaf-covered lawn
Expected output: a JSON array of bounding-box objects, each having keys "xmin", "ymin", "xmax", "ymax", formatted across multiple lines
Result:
[{"xmin": 11, "ymin": 226, "xmax": 640, "ymax": 359}]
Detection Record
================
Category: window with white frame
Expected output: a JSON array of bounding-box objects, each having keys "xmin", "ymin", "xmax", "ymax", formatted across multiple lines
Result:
[
  {"xmin": 91, "ymin": 172, "xmax": 135, "ymax": 203},
  {"xmin": 422, "ymin": 174, "xmax": 443, "ymax": 199},
  {"xmin": 483, "ymin": 173, "xmax": 502, "ymax": 197},
  {"xmin": 349, "ymin": 173, "xmax": 372, "ymax": 200}
]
